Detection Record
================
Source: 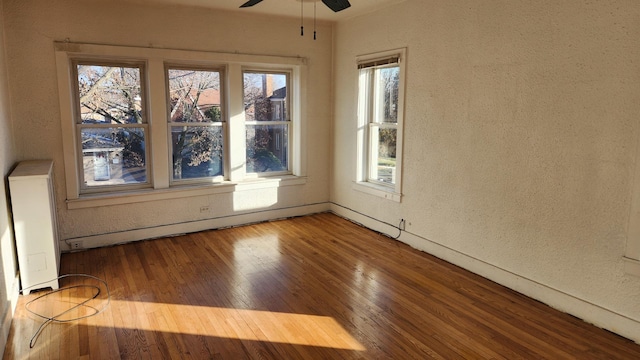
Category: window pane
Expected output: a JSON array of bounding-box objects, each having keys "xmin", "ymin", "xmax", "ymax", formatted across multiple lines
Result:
[
  {"xmin": 77, "ymin": 65, "xmax": 143, "ymax": 124},
  {"xmin": 81, "ymin": 127, "xmax": 147, "ymax": 186},
  {"xmin": 246, "ymin": 124, "xmax": 288, "ymax": 173},
  {"xmin": 244, "ymin": 73, "xmax": 288, "ymax": 122},
  {"xmin": 370, "ymin": 126, "xmax": 397, "ymax": 185},
  {"xmin": 168, "ymin": 69, "xmax": 221, "ymax": 123},
  {"xmin": 171, "ymin": 126, "xmax": 223, "ymax": 180},
  {"xmin": 373, "ymin": 66, "xmax": 399, "ymax": 124}
]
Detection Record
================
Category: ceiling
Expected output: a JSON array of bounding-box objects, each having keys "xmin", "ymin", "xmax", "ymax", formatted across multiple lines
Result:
[{"xmin": 126, "ymin": 0, "xmax": 405, "ymax": 21}]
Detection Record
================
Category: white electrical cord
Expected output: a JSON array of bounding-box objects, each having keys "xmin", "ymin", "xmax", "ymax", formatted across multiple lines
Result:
[{"xmin": 21, "ymin": 274, "xmax": 110, "ymax": 348}]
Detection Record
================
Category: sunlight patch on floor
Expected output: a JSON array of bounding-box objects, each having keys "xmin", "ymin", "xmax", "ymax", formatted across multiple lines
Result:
[{"xmin": 21, "ymin": 295, "xmax": 366, "ymax": 351}]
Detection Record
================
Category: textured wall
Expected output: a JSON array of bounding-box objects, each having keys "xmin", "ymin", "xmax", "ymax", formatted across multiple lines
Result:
[
  {"xmin": 2, "ymin": 0, "xmax": 333, "ymax": 241},
  {"xmin": 0, "ymin": 0, "xmax": 19, "ymax": 350},
  {"xmin": 332, "ymin": 0, "xmax": 640, "ymax": 340}
]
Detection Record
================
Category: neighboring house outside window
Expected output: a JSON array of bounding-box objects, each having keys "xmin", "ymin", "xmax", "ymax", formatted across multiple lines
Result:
[{"xmin": 355, "ymin": 49, "xmax": 406, "ymax": 202}]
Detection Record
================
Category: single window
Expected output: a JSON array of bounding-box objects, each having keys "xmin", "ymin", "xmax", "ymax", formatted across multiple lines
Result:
[
  {"xmin": 74, "ymin": 62, "xmax": 150, "ymax": 192},
  {"xmin": 167, "ymin": 67, "xmax": 225, "ymax": 182},
  {"xmin": 356, "ymin": 49, "xmax": 405, "ymax": 199},
  {"xmin": 243, "ymin": 71, "xmax": 290, "ymax": 174}
]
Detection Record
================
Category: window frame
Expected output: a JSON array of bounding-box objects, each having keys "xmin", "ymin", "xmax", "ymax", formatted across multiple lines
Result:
[
  {"xmin": 243, "ymin": 69, "xmax": 292, "ymax": 177},
  {"xmin": 354, "ymin": 48, "xmax": 406, "ymax": 202},
  {"xmin": 55, "ymin": 42, "xmax": 307, "ymax": 208}
]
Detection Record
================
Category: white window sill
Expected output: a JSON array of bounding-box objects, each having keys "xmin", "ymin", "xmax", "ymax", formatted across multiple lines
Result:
[
  {"xmin": 66, "ymin": 175, "xmax": 307, "ymax": 210},
  {"xmin": 352, "ymin": 181, "xmax": 402, "ymax": 202},
  {"xmin": 624, "ymin": 257, "xmax": 640, "ymax": 278}
]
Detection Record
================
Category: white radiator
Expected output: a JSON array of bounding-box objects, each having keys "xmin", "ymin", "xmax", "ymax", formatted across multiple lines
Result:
[{"xmin": 9, "ymin": 160, "xmax": 60, "ymax": 295}]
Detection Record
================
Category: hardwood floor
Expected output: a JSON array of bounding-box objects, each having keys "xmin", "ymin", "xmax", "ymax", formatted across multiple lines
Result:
[{"xmin": 4, "ymin": 212, "xmax": 640, "ymax": 359}]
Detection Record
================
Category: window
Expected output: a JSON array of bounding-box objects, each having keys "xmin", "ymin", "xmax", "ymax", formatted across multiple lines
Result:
[
  {"xmin": 167, "ymin": 67, "xmax": 225, "ymax": 182},
  {"xmin": 355, "ymin": 49, "xmax": 405, "ymax": 201},
  {"xmin": 243, "ymin": 71, "xmax": 290, "ymax": 174},
  {"xmin": 56, "ymin": 42, "xmax": 306, "ymax": 206},
  {"xmin": 73, "ymin": 62, "xmax": 150, "ymax": 192}
]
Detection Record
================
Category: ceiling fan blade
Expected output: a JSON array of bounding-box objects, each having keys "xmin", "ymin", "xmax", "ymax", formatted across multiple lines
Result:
[
  {"xmin": 240, "ymin": 0, "xmax": 264, "ymax": 8},
  {"xmin": 321, "ymin": 0, "xmax": 351, "ymax": 12}
]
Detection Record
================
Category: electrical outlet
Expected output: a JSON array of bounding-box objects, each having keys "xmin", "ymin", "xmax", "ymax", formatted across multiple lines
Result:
[
  {"xmin": 70, "ymin": 241, "xmax": 82, "ymax": 250},
  {"xmin": 200, "ymin": 205, "xmax": 210, "ymax": 213},
  {"xmin": 400, "ymin": 219, "xmax": 406, "ymax": 231}
]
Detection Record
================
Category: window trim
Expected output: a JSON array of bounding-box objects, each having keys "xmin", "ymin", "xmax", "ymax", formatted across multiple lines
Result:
[
  {"xmin": 55, "ymin": 42, "xmax": 307, "ymax": 206},
  {"xmin": 354, "ymin": 48, "xmax": 406, "ymax": 202}
]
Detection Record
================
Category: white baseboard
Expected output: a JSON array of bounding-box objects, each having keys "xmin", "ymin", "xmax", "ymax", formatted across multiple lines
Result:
[
  {"xmin": 330, "ymin": 203, "xmax": 640, "ymax": 344},
  {"xmin": 62, "ymin": 203, "xmax": 331, "ymax": 251}
]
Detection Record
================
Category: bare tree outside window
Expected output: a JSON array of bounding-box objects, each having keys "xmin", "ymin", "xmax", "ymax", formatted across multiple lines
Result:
[
  {"xmin": 168, "ymin": 69, "xmax": 224, "ymax": 180},
  {"xmin": 76, "ymin": 64, "xmax": 147, "ymax": 187}
]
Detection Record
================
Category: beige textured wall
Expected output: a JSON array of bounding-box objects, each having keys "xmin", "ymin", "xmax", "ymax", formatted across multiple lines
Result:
[
  {"xmin": 0, "ymin": 0, "xmax": 19, "ymax": 350},
  {"xmin": 332, "ymin": 0, "xmax": 640, "ymax": 341},
  {"xmin": 2, "ymin": 0, "xmax": 333, "ymax": 241}
]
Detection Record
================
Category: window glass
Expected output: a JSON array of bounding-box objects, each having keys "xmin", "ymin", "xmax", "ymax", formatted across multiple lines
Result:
[
  {"xmin": 167, "ymin": 68, "xmax": 224, "ymax": 181},
  {"xmin": 246, "ymin": 124, "xmax": 288, "ymax": 173},
  {"xmin": 369, "ymin": 126, "xmax": 397, "ymax": 184},
  {"xmin": 76, "ymin": 64, "xmax": 148, "ymax": 189},
  {"xmin": 78, "ymin": 65, "xmax": 144, "ymax": 124},
  {"xmin": 374, "ymin": 67, "xmax": 399, "ymax": 124},
  {"xmin": 243, "ymin": 72, "xmax": 289, "ymax": 174}
]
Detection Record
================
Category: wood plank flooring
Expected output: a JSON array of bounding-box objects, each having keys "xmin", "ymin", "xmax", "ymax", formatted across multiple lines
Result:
[{"xmin": 4, "ymin": 212, "xmax": 640, "ymax": 359}]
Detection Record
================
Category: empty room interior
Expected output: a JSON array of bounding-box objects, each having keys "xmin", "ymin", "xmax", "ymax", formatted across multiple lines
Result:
[{"xmin": 1, "ymin": 0, "xmax": 640, "ymax": 358}]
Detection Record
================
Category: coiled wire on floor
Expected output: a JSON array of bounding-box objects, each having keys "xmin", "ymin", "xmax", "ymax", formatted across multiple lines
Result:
[{"xmin": 21, "ymin": 274, "xmax": 110, "ymax": 348}]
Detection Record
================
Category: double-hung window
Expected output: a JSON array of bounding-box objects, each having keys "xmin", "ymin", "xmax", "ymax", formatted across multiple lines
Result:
[
  {"xmin": 356, "ymin": 49, "xmax": 405, "ymax": 201},
  {"xmin": 167, "ymin": 67, "xmax": 225, "ymax": 183},
  {"xmin": 73, "ymin": 61, "xmax": 150, "ymax": 192},
  {"xmin": 243, "ymin": 71, "xmax": 290, "ymax": 175}
]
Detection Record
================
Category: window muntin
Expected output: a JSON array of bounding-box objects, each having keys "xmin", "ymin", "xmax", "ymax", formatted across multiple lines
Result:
[
  {"xmin": 74, "ymin": 62, "xmax": 149, "ymax": 191},
  {"xmin": 167, "ymin": 68, "xmax": 225, "ymax": 182},
  {"xmin": 360, "ymin": 63, "xmax": 400, "ymax": 187},
  {"xmin": 243, "ymin": 71, "xmax": 290, "ymax": 174}
]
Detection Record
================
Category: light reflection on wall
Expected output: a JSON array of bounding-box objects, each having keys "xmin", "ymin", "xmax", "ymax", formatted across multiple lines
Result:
[{"xmin": 232, "ymin": 187, "xmax": 279, "ymax": 212}]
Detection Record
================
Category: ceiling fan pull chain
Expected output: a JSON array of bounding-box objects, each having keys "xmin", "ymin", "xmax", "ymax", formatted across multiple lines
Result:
[{"xmin": 300, "ymin": 0, "xmax": 304, "ymax": 36}]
